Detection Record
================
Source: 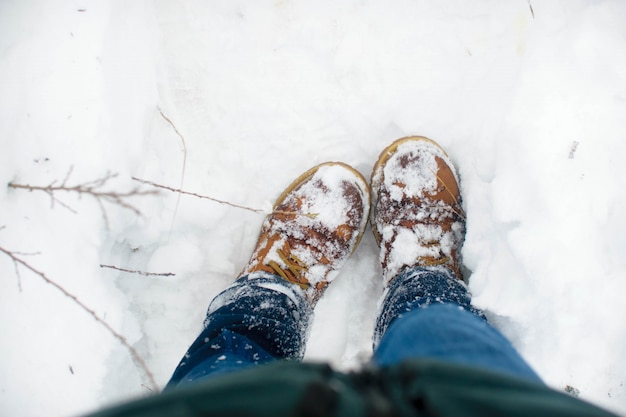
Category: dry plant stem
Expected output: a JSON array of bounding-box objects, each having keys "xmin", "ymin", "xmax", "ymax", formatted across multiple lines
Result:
[
  {"xmin": 100, "ymin": 264, "xmax": 175, "ymax": 277},
  {"xmin": 0, "ymin": 226, "xmax": 21, "ymax": 290},
  {"xmin": 0, "ymin": 246, "xmax": 159, "ymax": 391},
  {"xmin": 8, "ymin": 170, "xmax": 159, "ymax": 226},
  {"xmin": 132, "ymin": 177, "xmax": 319, "ymax": 219},
  {"xmin": 13, "ymin": 260, "xmax": 23, "ymax": 292},
  {"xmin": 158, "ymin": 107, "xmax": 187, "ymax": 236},
  {"xmin": 140, "ymin": 384, "xmax": 154, "ymax": 393},
  {"xmin": 132, "ymin": 176, "xmax": 265, "ymax": 214}
]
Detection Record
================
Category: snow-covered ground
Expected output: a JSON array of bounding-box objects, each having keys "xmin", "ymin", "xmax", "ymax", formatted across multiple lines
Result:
[{"xmin": 1, "ymin": 1, "xmax": 625, "ymax": 416}]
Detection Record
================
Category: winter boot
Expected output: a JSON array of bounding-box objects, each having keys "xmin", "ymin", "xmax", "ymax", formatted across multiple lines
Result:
[
  {"xmin": 240, "ymin": 162, "xmax": 370, "ymax": 304},
  {"xmin": 370, "ymin": 136, "xmax": 466, "ymax": 284}
]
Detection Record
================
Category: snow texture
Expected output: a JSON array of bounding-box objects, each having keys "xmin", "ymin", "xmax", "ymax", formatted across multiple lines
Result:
[{"xmin": 1, "ymin": 1, "xmax": 626, "ymax": 416}]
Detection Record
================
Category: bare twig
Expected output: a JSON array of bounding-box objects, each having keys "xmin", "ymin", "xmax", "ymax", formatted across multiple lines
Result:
[
  {"xmin": 132, "ymin": 176, "xmax": 265, "ymax": 214},
  {"xmin": 11, "ymin": 252, "xmax": 40, "ymax": 292},
  {"xmin": 13, "ymin": 259, "xmax": 23, "ymax": 292},
  {"xmin": 132, "ymin": 176, "xmax": 318, "ymax": 218},
  {"xmin": 8, "ymin": 170, "xmax": 159, "ymax": 226},
  {"xmin": 528, "ymin": 0, "xmax": 535, "ymax": 19},
  {"xmin": 158, "ymin": 107, "xmax": 187, "ymax": 236},
  {"xmin": 100, "ymin": 264, "xmax": 175, "ymax": 277},
  {"xmin": 0, "ymin": 246, "xmax": 159, "ymax": 391}
]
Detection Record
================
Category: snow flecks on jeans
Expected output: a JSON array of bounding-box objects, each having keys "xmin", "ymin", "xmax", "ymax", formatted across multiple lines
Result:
[
  {"xmin": 165, "ymin": 273, "xmax": 313, "ymax": 389},
  {"xmin": 373, "ymin": 266, "xmax": 486, "ymax": 347},
  {"xmin": 204, "ymin": 272, "xmax": 313, "ymax": 358}
]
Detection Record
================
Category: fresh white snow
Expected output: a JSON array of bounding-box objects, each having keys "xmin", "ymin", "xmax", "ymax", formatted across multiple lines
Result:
[{"xmin": 1, "ymin": 1, "xmax": 625, "ymax": 416}]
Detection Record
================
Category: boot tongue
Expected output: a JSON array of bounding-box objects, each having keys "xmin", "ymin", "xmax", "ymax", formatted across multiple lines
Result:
[{"xmin": 429, "ymin": 158, "xmax": 462, "ymax": 207}]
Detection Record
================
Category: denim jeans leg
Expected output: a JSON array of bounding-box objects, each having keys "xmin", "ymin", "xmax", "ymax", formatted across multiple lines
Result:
[
  {"xmin": 373, "ymin": 266, "xmax": 542, "ymax": 383},
  {"xmin": 165, "ymin": 273, "xmax": 313, "ymax": 389}
]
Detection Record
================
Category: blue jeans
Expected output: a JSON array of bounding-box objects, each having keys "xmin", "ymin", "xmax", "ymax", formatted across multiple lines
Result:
[{"xmin": 166, "ymin": 267, "xmax": 541, "ymax": 389}]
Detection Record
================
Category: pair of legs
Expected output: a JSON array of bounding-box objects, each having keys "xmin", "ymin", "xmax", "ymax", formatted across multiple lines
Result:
[
  {"xmin": 166, "ymin": 267, "xmax": 540, "ymax": 388},
  {"xmin": 166, "ymin": 137, "xmax": 541, "ymax": 389}
]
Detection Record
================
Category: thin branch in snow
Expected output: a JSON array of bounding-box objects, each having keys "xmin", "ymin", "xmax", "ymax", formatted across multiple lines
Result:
[
  {"xmin": 158, "ymin": 107, "xmax": 187, "ymax": 236},
  {"xmin": 100, "ymin": 264, "xmax": 176, "ymax": 277},
  {"xmin": 8, "ymin": 169, "xmax": 160, "ymax": 227},
  {"xmin": 131, "ymin": 177, "xmax": 319, "ymax": 219},
  {"xmin": 0, "ymin": 225, "xmax": 40, "ymax": 291},
  {"xmin": 10, "ymin": 251, "xmax": 40, "ymax": 292},
  {"xmin": 0, "ymin": 246, "xmax": 159, "ymax": 391},
  {"xmin": 528, "ymin": 0, "xmax": 535, "ymax": 19},
  {"xmin": 132, "ymin": 176, "xmax": 265, "ymax": 214},
  {"xmin": 13, "ymin": 258, "xmax": 23, "ymax": 292}
]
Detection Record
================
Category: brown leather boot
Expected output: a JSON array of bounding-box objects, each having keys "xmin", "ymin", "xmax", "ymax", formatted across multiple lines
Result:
[
  {"xmin": 370, "ymin": 136, "xmax": 466, "ymax": 284},
  {"xmin": 240, "ymin": 162, "xmax": 370, "ymax": 304}
]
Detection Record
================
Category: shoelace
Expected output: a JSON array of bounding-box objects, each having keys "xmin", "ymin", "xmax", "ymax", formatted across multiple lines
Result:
[
  {"xmin": 266, "ymin": 242, "xmax": 330, "ymax": 301},
  {"xmin": 267, "ymin": 243, "xmax": 310, "ymax": 290},
  {"xmin": 382, "ymin": 207, "xmax": 461, "ymax": 276},
  {"xmin": 416, "ymin": 241, "xmax": 451, "ymax": 267}
]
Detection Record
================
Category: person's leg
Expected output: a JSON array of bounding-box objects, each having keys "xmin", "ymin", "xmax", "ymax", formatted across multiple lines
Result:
[
  {"xmin": 372, "ymin": 266, "xmax": 542, "ymax": 383},
  {"xmin": 166, "ymin": 273, "xmax": 312, "ymax": 388},
  {"xmin": 369, "ymin": 136, "xmax": 541, "ymax": 383},
  {"xmin": 372, "ymin": 265, "xmax": 484, "ymax": 345},
  {"xmin": 166, "ymin": 162, "xmax": 370, "ymax": 389}
]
